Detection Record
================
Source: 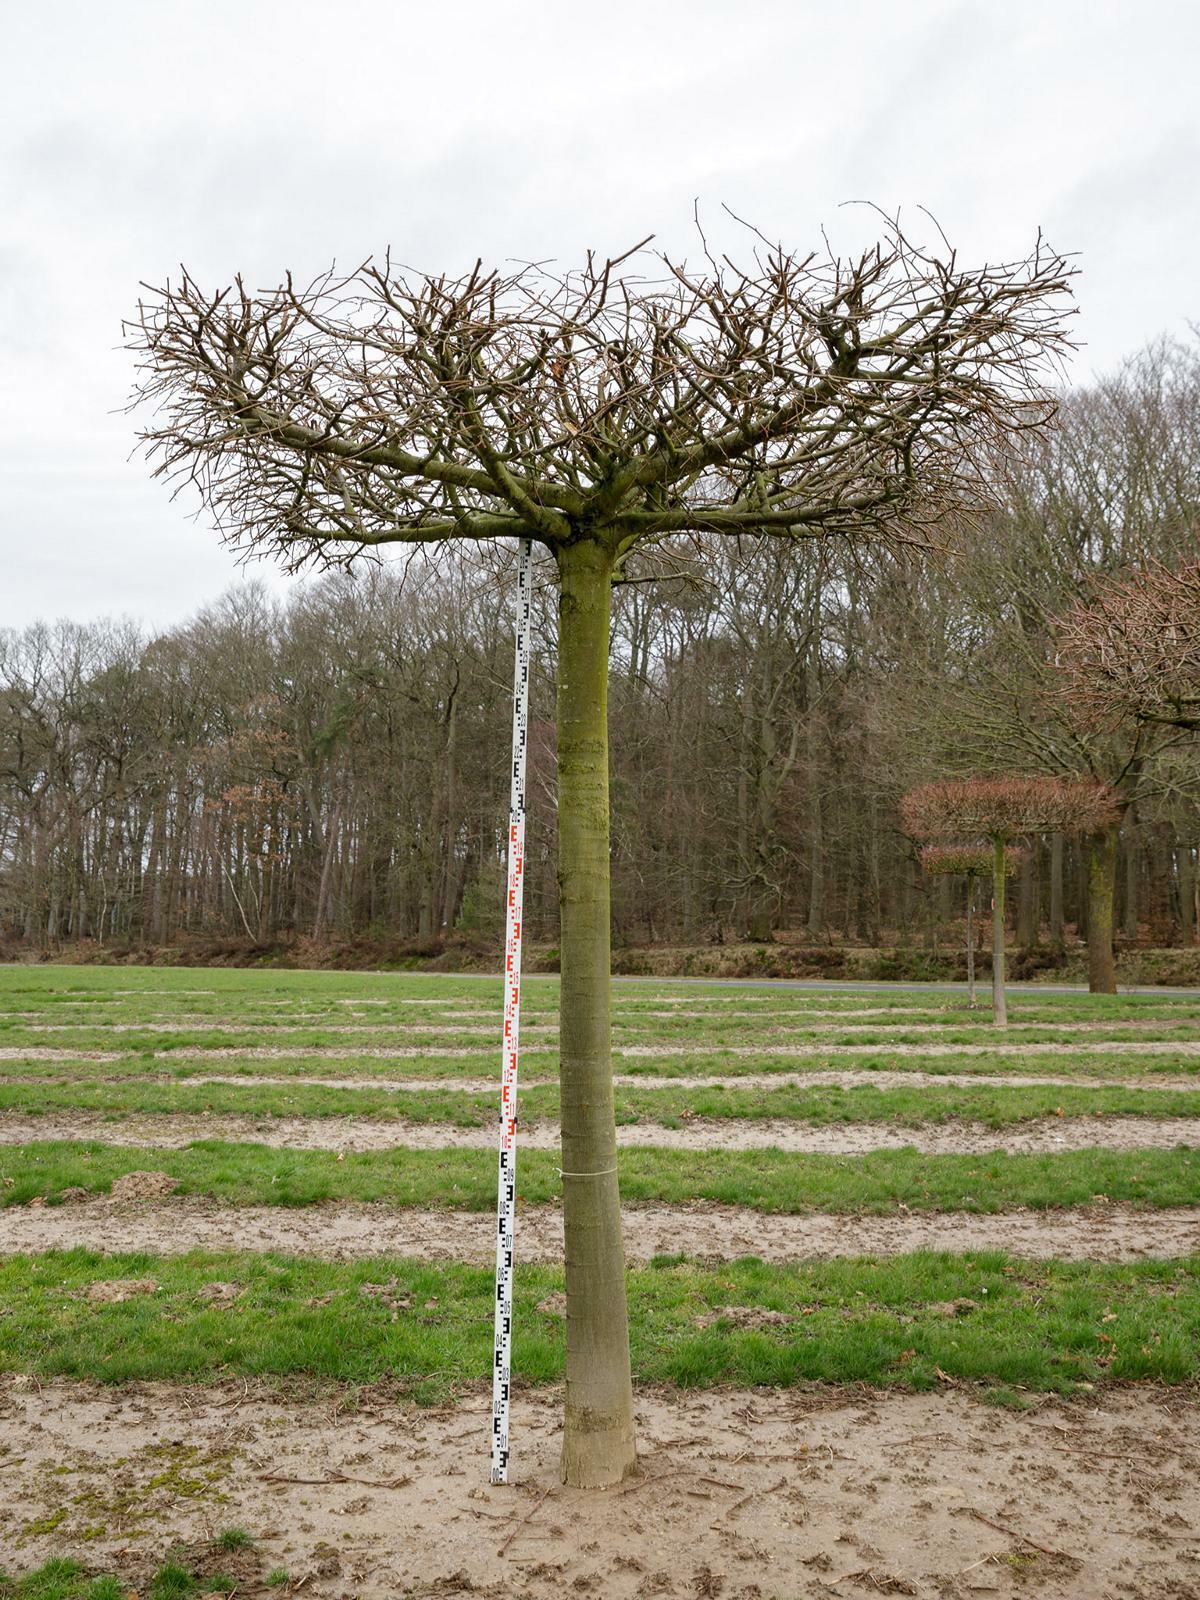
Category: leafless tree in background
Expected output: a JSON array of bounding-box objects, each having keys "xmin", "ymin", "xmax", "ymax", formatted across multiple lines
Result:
[
  {"xmin": 880, "ymin": 338, "xmax": 1200, "ymax": 990},
  {"xmin": 919, "ymin": 842, "xmax": 1026, "ymax": 1007},
  {"xmin": 903, "ymin": 778, "xmax": 1117, "ymax": 1022},
  {"xmin": 1055, "ymin": 560, "xmax": 1200, "ymax": 732}
]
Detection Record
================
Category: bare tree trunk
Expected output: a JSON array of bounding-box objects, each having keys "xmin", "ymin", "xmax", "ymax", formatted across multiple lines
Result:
[
  {"xmin": 1122, "ymin": 821, "xmax": 1139, "ymax": 941},
  {"xmin": 555, "ymin": 539, "xmax": 636, "ymax": 1489},
  {"xmin": 966, "ymin": 874, "xmax": 977, "ymax": 1009},
  {"xmin": 1179, "ymin": 844, "xmax": 1196, "ymax": 946},
  {"xmin": 1048, "ymin": 831, "xmax": 1064, "ymax": 946},
  {"xmin": 806, "ymin": 789, "xmax": 824, "ymax": 937},
  {"xmin": 1017, "ymin": 847, "xmax": 1036, "ymax": 948},
  {"xmin": 440, "ymin": 682, "xmax": 461, "ymax": 931},
  {"xmin": 1086, "ymin": 824, "xmax": 1119, "ymax": 994},
  {"xmin": 991, "ymin": 836, "xmax": 1008, "ymax": 1027},
  {"xmin": 312, "ymin": 798, "xmax": 342, "ymax": 941}
]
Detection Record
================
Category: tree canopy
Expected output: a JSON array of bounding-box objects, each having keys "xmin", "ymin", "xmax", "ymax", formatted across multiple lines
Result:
[
  {"xmin": 128, "ymin": 221, "xmax": 1073, "ymax": 565},
  {"xmin": 1055, "ymin": 560, "xmax": 1200, "ymax": 732},
  {"xmin": 903, "ymin": 776, "xmax": 1119, "ymax": 843}
]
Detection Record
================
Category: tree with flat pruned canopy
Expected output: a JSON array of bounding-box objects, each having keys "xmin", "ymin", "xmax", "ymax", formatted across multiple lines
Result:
[
  {"xmin": 919, "ymin": 842, "xmax": 1025, "ymax": 1008},
  {"xmin": 904, "ymin": 777, "xmax": 1117, "ymax": 1024},
  {"xmin": 128, "ymin": 217, "xmax": 1073, "ymax": 1487}
]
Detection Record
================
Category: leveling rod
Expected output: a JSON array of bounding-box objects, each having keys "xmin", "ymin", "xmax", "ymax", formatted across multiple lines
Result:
[{"xmin": 490, "ymin": 536, "xmax": 532, "ymax": 1485}]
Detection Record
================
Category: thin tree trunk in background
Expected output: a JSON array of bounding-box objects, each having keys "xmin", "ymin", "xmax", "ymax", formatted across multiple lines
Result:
[
  {"xmin": 312, "ymin": 798, "xmax": 342, "ymax": 941},
  {"xmin": 805, "ymin": 685, "xmax": 823, "ymax": 936},
  {"xmin": 991, "ymin": 836, "xmax": 1008, "ymax": 1027},
  {"xmin": 1180, "ymin": 845, "xmax": 1196, "ymax": 946},
  {"xmin": 1074, "ymin": 839, "xmax": 1087, "ymax": 942},
  {"xmin": 966, "ymin": 874, "xmax": 977, "ymax": 1008},
  {"xmin": 1049, "ymin": 832, "xmax": 1064, "ymax": 946},
  {"xmin": 1122, "ymin": 823, "xmax": 1139, "ymax": 941},
  {"xmin": 1017, "ymin": 847, "xmax": 1036, "ymax": 948},
  {"xmin": 806, "ymin": 790, "xmax": 824, "ymax": 936},
  {"xmin": 555, "ymin": 538, "xmax": 636, "ymax": 1490},
  {"xmin": 1086, "ymin": 824, "xmax": 1119, "ymax": 994},
  {"xmin": 440, "ymin": 685, "xmax": 460, "ymax": 930}
]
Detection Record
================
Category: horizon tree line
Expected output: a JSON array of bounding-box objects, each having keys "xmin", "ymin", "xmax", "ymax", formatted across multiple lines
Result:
[
  {"xmin": 1, "ymin": 338, "xmax": 1197, "ymax": 980},
  {"xmin": 4, "ymin": 527, "xmax": 1196, "ymax": 962}
]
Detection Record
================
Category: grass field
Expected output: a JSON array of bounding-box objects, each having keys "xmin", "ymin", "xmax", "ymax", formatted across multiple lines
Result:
[
  {"xmin": 1, "ymin": 962, "xmax": 1198, "ymax": 1366},
  {"xmin": 1, "ymin": 964, "xmax": 1198, "ymax": 1595}
]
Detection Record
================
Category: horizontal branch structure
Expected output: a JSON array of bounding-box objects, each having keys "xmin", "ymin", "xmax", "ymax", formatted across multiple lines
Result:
[
  {"xmin": 129, "ymin": 224, "xmax": 1073, "ymax": 567},
  {"xmin": 919, "ymin": 842, "xmax": 1026, "ymax": 877}
]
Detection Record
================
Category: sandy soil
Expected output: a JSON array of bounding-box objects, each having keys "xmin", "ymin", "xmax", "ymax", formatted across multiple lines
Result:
[
  {"xmin": 57, "ymin": 1068, "xmax": 1198, "ymax": 1094},
  {"xmin": 22, "ymin": 1016, "xmax": 1199, "ymax": 1036},
  {"xmin": 2, "ymin": 1375, "xmax": 1198, "ymax": 1598},
  {"xmin": 2, "ymin": 1110, "xmax": 1199, "ymax": 1154},
  {"xmin": 3, "ymin": 1194, "xmax": 1198, "ymax": 1265},
  {"xmin": 23, "ymin": 1022, "xmax": 539, "ymax": 1036},
  {"xmin": 616, "ymin": 1039, "xmax": 1200, "ymax": 1057},
  {"xmin": 3, "ymin": 1038, "xmax": 1198, "ymax": 1065}
]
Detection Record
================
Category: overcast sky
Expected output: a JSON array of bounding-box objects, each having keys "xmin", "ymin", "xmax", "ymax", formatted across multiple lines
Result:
[{"xmin": 2, "ymin": 0, "xmax": 1198, "ymax": 630}]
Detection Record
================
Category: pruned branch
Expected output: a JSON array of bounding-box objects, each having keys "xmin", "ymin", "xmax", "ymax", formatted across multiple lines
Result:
[{"xmin": 920, "ymin": 842, "xmax": 1027, "ymax": 876}]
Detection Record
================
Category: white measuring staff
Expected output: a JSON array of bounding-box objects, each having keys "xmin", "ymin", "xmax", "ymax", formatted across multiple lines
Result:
[{"xmin": 491, "ymin": 536, "xmax": 533, "ymax": 1485}]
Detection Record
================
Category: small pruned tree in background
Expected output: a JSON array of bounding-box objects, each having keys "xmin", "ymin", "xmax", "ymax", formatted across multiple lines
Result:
[
  {"xmin": 1055, "ymin": 559, "xmax": 1200, "ymax": 733},
  {"xmin": 128, "ymin": 219, "xmax": 1073, "ymax": 1487},
  {"xmin": 904, "ymin": 777, "xmax": 1117, "ymax": 1023},
  {"xmin": 919, "ymin": 842, "xmax": 1026, "ymax": 1008}
]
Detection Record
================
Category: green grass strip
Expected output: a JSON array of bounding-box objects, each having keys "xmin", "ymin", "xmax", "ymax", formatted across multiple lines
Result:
[
  {"xmin": 2, "ymin": 1019, "xmax": 1197, "ymax": 1049},
  {"xmin": 3, "ymin": 1139, "xmax": 1197, "ymax": 1213},
  {"xmin": 2, "ymin": 1077, "xmax": 1200, "ymax": 1126},
  {"xmin": 1, "ymin": 965, "xmax": 1197, "ymax": 1020},
  {"xmin": 1, "ymin": 1248, "xmax": 1198, "ymax": 1397}
]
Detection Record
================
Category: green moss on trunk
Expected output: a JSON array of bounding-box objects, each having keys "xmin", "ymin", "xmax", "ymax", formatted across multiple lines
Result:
[{"xmin": 1087, "ymin": 825, "xmax": 1119, "ymax": 995}]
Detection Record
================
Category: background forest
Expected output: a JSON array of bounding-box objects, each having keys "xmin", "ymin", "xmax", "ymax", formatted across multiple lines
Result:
[{"xmin": 3, "ymin": 339, "xmax": 1198, "ymax": 965}]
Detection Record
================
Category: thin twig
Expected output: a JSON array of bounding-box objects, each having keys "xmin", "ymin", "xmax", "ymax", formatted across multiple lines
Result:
[
  {"xmin": 497, "ymin": 1483, "xmax": 554, "ymax": 1557},
  {"xmin": 721, "ymin": 1474, "xmax": 788, "ymax": 1519},
  {"xmin": 959, "ymin": 1506, "xmax": 1074, "ymax": 1560},
  {"xmin": 257, "ymin": 1469, "xmax": 412, "ymax": 1490}
]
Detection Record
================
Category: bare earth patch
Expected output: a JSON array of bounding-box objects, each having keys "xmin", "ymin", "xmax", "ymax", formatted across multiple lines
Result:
[
  {"xmin": 1, "ymin": 1374, "xmax": 1197, "ymax": 1599},
  {"xmin": 7, "ymin": 1037, "xmax": 1200, "ymax": 1063},
  {"xmin": 23, "ymin": 1013, "xmax": 1198, "ymax": 1038},
  {"xmin": 71, "ymin": 1277, "xmax": 160, "ymax": 1303},
  {"xmin": 109, "ymin": 1169, "xmax": 181, "ymax": 1201},
  {"xmin": 2, "ymin": 1196, "xmax": 1197, "ymax": 1264},
  {"xmin": 71, "ymin": 1068, "xmax": 1200, "ymax": 1093},
  {"xmin": 1, "ymin": 1111, "xmax": 1199, "ymax": 1155},
  {"xmin": 618, "ymin": 1039, "xmax": 1200, "ymax": 1057}
]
